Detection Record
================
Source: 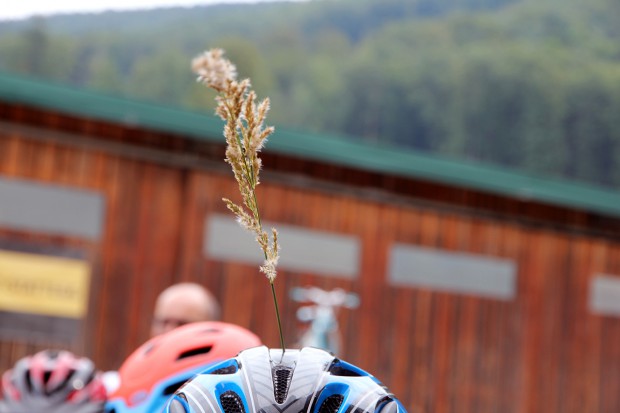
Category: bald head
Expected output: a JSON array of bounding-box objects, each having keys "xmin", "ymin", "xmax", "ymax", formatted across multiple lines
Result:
[{"xmin": 151, "ymin": 283, "xmax": 221, "ymax": 337}]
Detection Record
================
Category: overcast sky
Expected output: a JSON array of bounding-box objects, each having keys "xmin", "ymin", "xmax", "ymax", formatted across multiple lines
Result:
[{"xmin": 0, "ymin": 0, "xmax": 308, "ymax": 21}]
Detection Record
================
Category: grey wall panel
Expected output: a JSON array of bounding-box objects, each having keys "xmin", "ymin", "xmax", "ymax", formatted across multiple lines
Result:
[
  {"xmin": 0, "ymin": 177, "xmax": 105, "ymax": 240},
  {"xmin": 388, "ymin": 244, "xmax": 516, "ymax": 300},
  {"xmin": 205, "ymin": 214, "xmax": 360, "ymax": 278},
  {"xmin": 590, "ymin": 274, "xmax": 620, "ymax": 317},
  {"xmin": 0, "ymin": 311, "xmax": 81, "ymax": 342}
]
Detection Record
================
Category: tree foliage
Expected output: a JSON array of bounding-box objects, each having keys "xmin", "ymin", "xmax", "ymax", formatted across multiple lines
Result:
[{"xmin": 0, "ymin": 0, "xmax": 619, "ymax": 188}]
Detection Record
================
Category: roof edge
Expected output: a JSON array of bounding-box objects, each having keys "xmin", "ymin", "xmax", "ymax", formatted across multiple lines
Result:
[{"xmin": 1, "ymin": 71, "xmax": 619, "ymax": 219}]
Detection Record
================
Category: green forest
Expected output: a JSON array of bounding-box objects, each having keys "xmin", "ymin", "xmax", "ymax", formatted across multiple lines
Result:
[{"xmin": 0, "ymin": 0, "xmax": 619, "ymax": 189}]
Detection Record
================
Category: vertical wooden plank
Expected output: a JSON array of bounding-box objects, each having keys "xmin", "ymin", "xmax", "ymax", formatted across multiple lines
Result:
[
  {"xmin": 432, "ymin": 213, "xmax": 460, "ymax": 413},
  {"xmin": 410, "ymin": 209, "xmax": 440, "ymax": 413},
  {"xmin": 519, "ymin": 228, "xmax": 544, "ymax": 413},
  {"xmin": 562, "ymin": 237, "xmax": 601, "ymax": 413},
  {"xmin": 178, "ymin": 171, "xmax": 211, "ymax": 285},
  {"xmin": 355, "ymin": 201, "xmax": 383, "ymax": 373},
  {"xmin": 126, "ymin": 164, "xmax": 184, "ymax": 348},
  {"xmin": 388, "ymin": 207, "xmax": 416, "ymax": 408},
  {"xmin": 3, "ymin": 131, "xmax": 23, "ymax": 172},
  {"xmin": 580, "ymin": 239, "xmax": 604, "ymax": 413},
  {"xmin": 542, "ymin": 231, "xmax": 565, "ymax": 413},
  {"xmin": 370, "ymin": 204, "xmax": 400, "ymax": 390},
  {"xmin": 82, "ymin": 150, "xmax": 110, "ymax": 363},
  {"xmin": 2, "ymin": 136, "xmax": 26, "ymax": 176},
  {"xmin": 599, "ymin": 243, "xmax": 620, "ymax": 413},
  {"xmin": 201, "ymin": 173, "xmax": 233, "ymax": 303},
  {"xmin": 388, "ymin": 285, "xmax": 415, "ymax": 407},
  {"xmin": 94, "ymin": 157, "xmax": 142, "ymax": 369},
  {"xmin": 446, "ymin": 215, "xmax": 477, "ymax": 413},
  {"xmin": 496, "ymin": 223, "xmax": 524, "ymax": 413}
]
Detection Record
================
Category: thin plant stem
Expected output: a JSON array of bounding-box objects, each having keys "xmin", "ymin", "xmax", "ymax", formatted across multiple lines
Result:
[{"xmin": 270, "ymin": 282, "xmax": 285, "ymax": 351}]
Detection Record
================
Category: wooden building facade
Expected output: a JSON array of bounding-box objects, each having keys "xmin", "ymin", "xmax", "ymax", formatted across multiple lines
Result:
[{"xmin": 1, "ymin": 73, "xmax": 620, "ymax": 413}]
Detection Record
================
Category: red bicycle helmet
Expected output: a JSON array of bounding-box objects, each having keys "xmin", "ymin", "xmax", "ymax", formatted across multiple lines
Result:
[
  {"xmin": 0, "ymin": 349, "xmax": 107, "ymax": 413},
  {"xmin": 106, "ymin": 321, "xmax": 261, "ymax": 413}
]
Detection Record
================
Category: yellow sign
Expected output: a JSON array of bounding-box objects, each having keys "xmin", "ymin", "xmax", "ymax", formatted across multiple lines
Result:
[{"xmin": 0, "ymin": 250, "xmax": 90, "ymax": 318}]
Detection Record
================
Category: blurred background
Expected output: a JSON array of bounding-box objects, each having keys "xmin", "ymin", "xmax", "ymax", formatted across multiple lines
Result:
[
  {"xmin": 1, "ymin": 0, "xmax": 620, "ymax": 187},
  {"xmin": 1, "ymin": 0, "xmax": 620, "ymax": 412}
]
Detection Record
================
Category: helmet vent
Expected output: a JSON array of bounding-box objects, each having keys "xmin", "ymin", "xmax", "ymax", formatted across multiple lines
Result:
[
  {"xmin": 25, "ymin": 371, "xmax": 33, "ymax": 392},
  {"xmin": 328, "ymin": 360, "xmax": 363, "ymax": 377},
  {"xmin": 376, "ymin": 399, "xmax": 399, "ymax": 413},
  {"xmin": 212, "ymin": 365, "xmax": 238, "ymax": 375},
  {"xmin": 220, "ymin": 391, "xmax": 245, "ymax": 413},
  {"xmin": 163, "ymin": 380, "xmax": 186, "ymax": 395},
  {"xmin": 177, "ymin": 346, "xmax": 213, "ymax": 360},
  {"xmin": 318, "ymin": 395, "xmax": 344, "ymax": 413},
  {"xmin": 43, "ymin": 371, "xmax": 52, "ymax": 385},
  {"xmin": 272, "ymin": 366, "xmax": 293, "ymax": 404},
  {"xmin": 53, "ymin": 369, "xmax": 75, "ymax": 395},
  {"xmin": 169, "ymin": 396, "xmax": 190, "ymax": 413}
]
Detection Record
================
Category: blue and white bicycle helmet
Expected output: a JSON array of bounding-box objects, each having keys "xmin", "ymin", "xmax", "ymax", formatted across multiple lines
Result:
[{"xmin": 165, "ymin": 346, "xmax": 406, "ymax": 413}]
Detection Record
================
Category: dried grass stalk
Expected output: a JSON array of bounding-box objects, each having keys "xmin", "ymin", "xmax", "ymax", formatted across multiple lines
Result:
[{"xmin": 192, "ymin": 48, "xmax": 284, "ymax": 348}]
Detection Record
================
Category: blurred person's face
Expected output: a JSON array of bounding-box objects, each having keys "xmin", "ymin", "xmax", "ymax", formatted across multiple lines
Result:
[{"xmin": 151, "ymin": 290, "xmax": 212, "ymax": 337}]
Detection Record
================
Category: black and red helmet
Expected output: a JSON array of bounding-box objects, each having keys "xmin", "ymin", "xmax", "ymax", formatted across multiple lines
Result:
[{"xmin": 0, "ymin": 349, "xmax": 107, "ymax": 413}]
